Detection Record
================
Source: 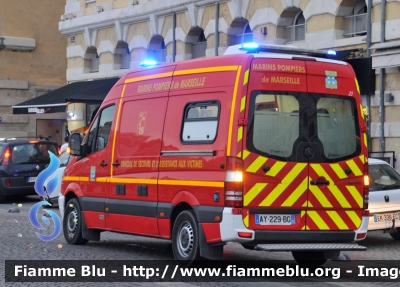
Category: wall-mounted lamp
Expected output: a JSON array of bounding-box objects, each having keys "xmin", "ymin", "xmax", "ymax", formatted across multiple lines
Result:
[
  {"xmin": 386, "ymin": 93, "xmax": 394, "ymax": 102},
  {"xmin": 260, "ymin": 27, "xmax": 267, "ymax": 36}
]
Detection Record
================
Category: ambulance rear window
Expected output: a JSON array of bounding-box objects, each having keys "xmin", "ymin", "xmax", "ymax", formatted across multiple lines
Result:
[
  {"xmin": 181, "ymin": 101, "xmax": 220, "ymax": 144},
  {"xmin": 247, "ymin": 91, "xmax": 360, "ymax": 162},
  {"xmin": 252, "ymin": 93, "xmax": 299, "ymax": 158}
]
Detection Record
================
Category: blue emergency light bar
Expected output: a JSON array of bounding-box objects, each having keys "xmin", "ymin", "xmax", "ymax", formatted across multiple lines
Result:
[
  {"xmin": 140, "ymin": 59, "xmax": 158, "ymax": 67},
  {"xmin": 241, "ymin": 42, "xmax": 259, "ymax": 50},
  {"xmin": 239, "ymin": 42, "xmax": 337, "ymax": 59}
]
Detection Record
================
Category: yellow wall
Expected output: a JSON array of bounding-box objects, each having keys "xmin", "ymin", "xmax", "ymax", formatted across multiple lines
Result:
[{"xmin": 0, "ymin": 0, "xmax": 66, "ymax": 86}]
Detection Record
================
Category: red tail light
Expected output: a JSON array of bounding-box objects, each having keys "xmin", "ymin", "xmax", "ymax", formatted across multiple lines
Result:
[
  {"xmin": 238, "ymin": 232, "xmax": 253, "ymax": 238},
  {"xmin": 5, "ymin": 179, "xmax": 11, "ymax": 187},
  {"xmin": 363, "ymin": 162, "xmax": 369, "ymax": 210},
  {"xmin": 356, "ymin": 232, "xmax": 367, "ymax": 239},
  {"xmin": 1, "ymin": 147, "xmax": 10, "ymax": 166},
  {"xmin": 225, "ymin": 157, "xmax": 244, "ymax": 207},
  {"xmin": 58, "ymin": 147, "xmax": 61, "ymax": 155}
]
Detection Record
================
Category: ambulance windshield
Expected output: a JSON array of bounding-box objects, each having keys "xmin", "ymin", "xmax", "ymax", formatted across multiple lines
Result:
[{"xmin": 247, "ymin": 91, "xmax": 361, "ymax": 163}]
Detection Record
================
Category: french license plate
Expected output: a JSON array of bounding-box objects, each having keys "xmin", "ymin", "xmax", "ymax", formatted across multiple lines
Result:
[
  {"xmin": 28, "ymin": 177, "xmax": 37, "ymax": 183},
  {"xmin": 374, "ymin": 212, "xmax": 399, "ymax": 222},
  {"xmin": 255, "ymin": 214, "xmax": 296, "ymax": 225}
]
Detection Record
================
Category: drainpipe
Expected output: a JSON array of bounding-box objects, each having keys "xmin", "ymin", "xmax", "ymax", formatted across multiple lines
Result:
[
  {"xmin": 379, "ymin": 0, "xmax": 386, "ymax": 152},
  {"xmin": 366, "ymin": 0, "xmax": 372, "ymax": 151},
  {"xmin": 172, "ymin": 12, "xmax": 176, "ymax": 62},
  {"xmin": 215, "ymin": 2, "xmax": 219, "ymax": 56}
]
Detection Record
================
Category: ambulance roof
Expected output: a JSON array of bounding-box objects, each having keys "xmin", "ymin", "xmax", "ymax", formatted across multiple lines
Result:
[{"xmin": 224, "ymin": 44, "xmax": 347, "ymax": 66}]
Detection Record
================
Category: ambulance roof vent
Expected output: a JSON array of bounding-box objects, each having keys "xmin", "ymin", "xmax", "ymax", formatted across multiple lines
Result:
[{"xmin": 224, "ymin": 43, "xmax": 336, "ymax": 59}]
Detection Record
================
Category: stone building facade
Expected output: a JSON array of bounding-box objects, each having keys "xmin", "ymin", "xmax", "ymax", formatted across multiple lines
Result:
[
  {"xmin": 0, "ymin": 0, "xmax": 67, "ymax": 142},
  {"xmin": 59, "ymin": 0, "xmax": 400, "ymax": 169}
]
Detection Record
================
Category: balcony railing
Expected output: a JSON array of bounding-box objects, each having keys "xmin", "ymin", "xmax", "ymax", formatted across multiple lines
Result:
[{"xmin": 343, "ymin": 13, "xmax": 367, "ymax": 37}]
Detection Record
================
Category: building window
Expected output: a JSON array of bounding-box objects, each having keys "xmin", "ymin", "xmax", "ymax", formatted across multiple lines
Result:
[
  {"xmin": 192, "ymin": 32, "xmax": 207, "ymax": 59},
  {"xmin": 343, "ymin": 0, "xmax": 367, "ymax": 37},
  {"xmin": 148, "ymin": 36, "xmax": 166, "ymax": 63},
  {"xmin": 121, "ymin": 48, "xmax": 131, "ymax": 69},
  {"xmin": 235, "ymin": 23, "xmax": 253, "ymax": 44},
  {"xmin": 91, "ymin": 54, "xmax": 99, "ymax": 73},
  {"xmin": 285, "ymin": 11, "xmax": 306, "ymax": 42}
]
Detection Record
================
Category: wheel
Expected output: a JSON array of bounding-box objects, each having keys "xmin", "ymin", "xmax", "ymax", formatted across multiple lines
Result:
[
  {"xmin": 390, "ymin": 230, "xmax": 400, "ymax": 240},
  {"xmin": 292, "ymin": 251, "xmax": 327, "ymax": 268},
  {"xmin": 172, "ymin": 210, "xmax": 200, "ymax": 266},
  {"xmin": 63, "ymin": 198, "xmax": 88, "ymax": 245}
]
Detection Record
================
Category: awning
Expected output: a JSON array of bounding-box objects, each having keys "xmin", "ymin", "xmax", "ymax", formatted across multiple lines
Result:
[
  {"xmin": 12, "ymin": 78, "xmax": 119, "ymax": 114},
  {"xmin": 370, "ymin": 40, "xmax": 400, "ymax": 69}
]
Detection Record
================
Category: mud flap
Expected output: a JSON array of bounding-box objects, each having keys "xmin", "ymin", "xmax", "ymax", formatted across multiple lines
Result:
[
  {"xmin": 81, "ymin": 211, "xmax": 101, "ymax": 241},
  {"xmin": 198, "ymin": 223, "xmax": 223, "ymax": 260}
]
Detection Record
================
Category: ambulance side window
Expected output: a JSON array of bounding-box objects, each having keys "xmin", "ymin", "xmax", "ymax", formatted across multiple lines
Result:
[
  {"xmin": 181, "ymin": 101, "xmax": 220, "ymax": 143},
  {"xmin": 86, "ymin": 105, "xmax": 115, "ymax": 155}
]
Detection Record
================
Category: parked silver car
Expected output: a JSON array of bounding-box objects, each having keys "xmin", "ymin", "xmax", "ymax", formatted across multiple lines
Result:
[
  {"xmin": 42, "ymin": 151, "xmax": 73, "ymax": 206},
  {"xmin": 368, "ymin": 158, "xmax": 400, "ymax": 239}
]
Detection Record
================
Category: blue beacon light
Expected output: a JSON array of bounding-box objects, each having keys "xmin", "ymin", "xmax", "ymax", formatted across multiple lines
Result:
[
  {"xmin": 327, "ymin": 50, "xmax": 337, "ymax": 56},
  {"xmin": 241, "ymin": 42, "xmax": 260, "ymax": 51},
  {"xmin": 140, "ymin": 59, "xmax": 158, "ymax": 67}
]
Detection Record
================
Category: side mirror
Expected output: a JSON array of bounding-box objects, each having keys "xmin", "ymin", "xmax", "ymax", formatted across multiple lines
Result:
[{"xmin": 69, "ymin": 133, "xmax": 82, "ymax": 156}]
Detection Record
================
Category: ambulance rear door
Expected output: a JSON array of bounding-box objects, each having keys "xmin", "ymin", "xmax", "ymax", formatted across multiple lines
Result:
[
  {"xmin": 241, "ymin": 57, "xmax": 366, "ymax": 234},
  {"xmin": 241, "ymin": 58, "xmax": 310, "ymax": 232},
  {"xmin": 304, "ymin": 61, "xmax": 365, "ymax": 231}
]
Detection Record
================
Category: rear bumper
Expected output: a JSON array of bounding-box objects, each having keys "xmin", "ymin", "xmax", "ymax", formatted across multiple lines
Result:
[
  {"xmin": 219, "ymin": 207, "xmax": 369, "ymax": 244},
  {"xmin": 0, "ymin": 178, "xmax": 36, "ymax": 196},
  {"xmin": 368, "ymin": 212, "xmax": 400, "ymax": 231}
]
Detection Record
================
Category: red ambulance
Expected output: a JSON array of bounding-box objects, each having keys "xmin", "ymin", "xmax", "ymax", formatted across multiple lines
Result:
[{"xmin": 60, "ymin": 43, "xmax": 369, "ymax": 266}]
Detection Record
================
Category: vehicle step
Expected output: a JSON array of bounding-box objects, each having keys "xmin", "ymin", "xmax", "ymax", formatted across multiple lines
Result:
[{"xmin": 255, "ymin": 243, "xmax": 367, "ymax": 252}]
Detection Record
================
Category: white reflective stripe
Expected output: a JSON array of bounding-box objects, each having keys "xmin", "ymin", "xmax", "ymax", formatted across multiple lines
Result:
[
  {"xmin": 225, "ymin": 191, "xmax": 243, "ymax": 196},
  {"xmin": 225, "ymin": 196, "xmax": 243, "ymax": 200}
]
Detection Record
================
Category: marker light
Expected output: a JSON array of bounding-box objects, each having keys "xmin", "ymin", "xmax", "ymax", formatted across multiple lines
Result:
[
  {"xmin": 327, "ymin": 50, "xmax": 336, "ymax": 55},
  {"xmin": 240, "ymin": 42, "xmax": 260, "ymax": 51},
  {"xmin": 140, "ymin": 60, "xmax": 158, "ymax": 67}
]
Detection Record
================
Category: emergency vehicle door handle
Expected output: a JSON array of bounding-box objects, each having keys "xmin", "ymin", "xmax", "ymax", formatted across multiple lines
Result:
[
  {"xmin": 310, "ymin": 180, "xmax": 330, "ymax": 185},
  {"xmin": 112, "ymin": 161, "xmax": 120, "ymax": 167},
  {"xmin": 99, "ymin": 162, "xmax": 107, "ymax": 167}
]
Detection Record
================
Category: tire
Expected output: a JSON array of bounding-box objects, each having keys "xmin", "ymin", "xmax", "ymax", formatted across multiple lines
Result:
[
  {"xmin": 292, "ymin": 251, "xmax": 327, "ymax": 268},
  {"xmin": 172, "ymin": 210, "xmax": 201, "ymax": 266},
  {"xmin": 390, "ymin": 230, "xmax": 400, "ymax": 240},
  {"xmin": 63, "ymin": 198, "xmax": 88, "ymax": 245}
]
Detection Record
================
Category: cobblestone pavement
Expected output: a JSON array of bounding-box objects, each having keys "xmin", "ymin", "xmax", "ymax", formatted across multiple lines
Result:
[{"xmin": 1, "ymin": 196, "xmax": 400, "ymax": 287}]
